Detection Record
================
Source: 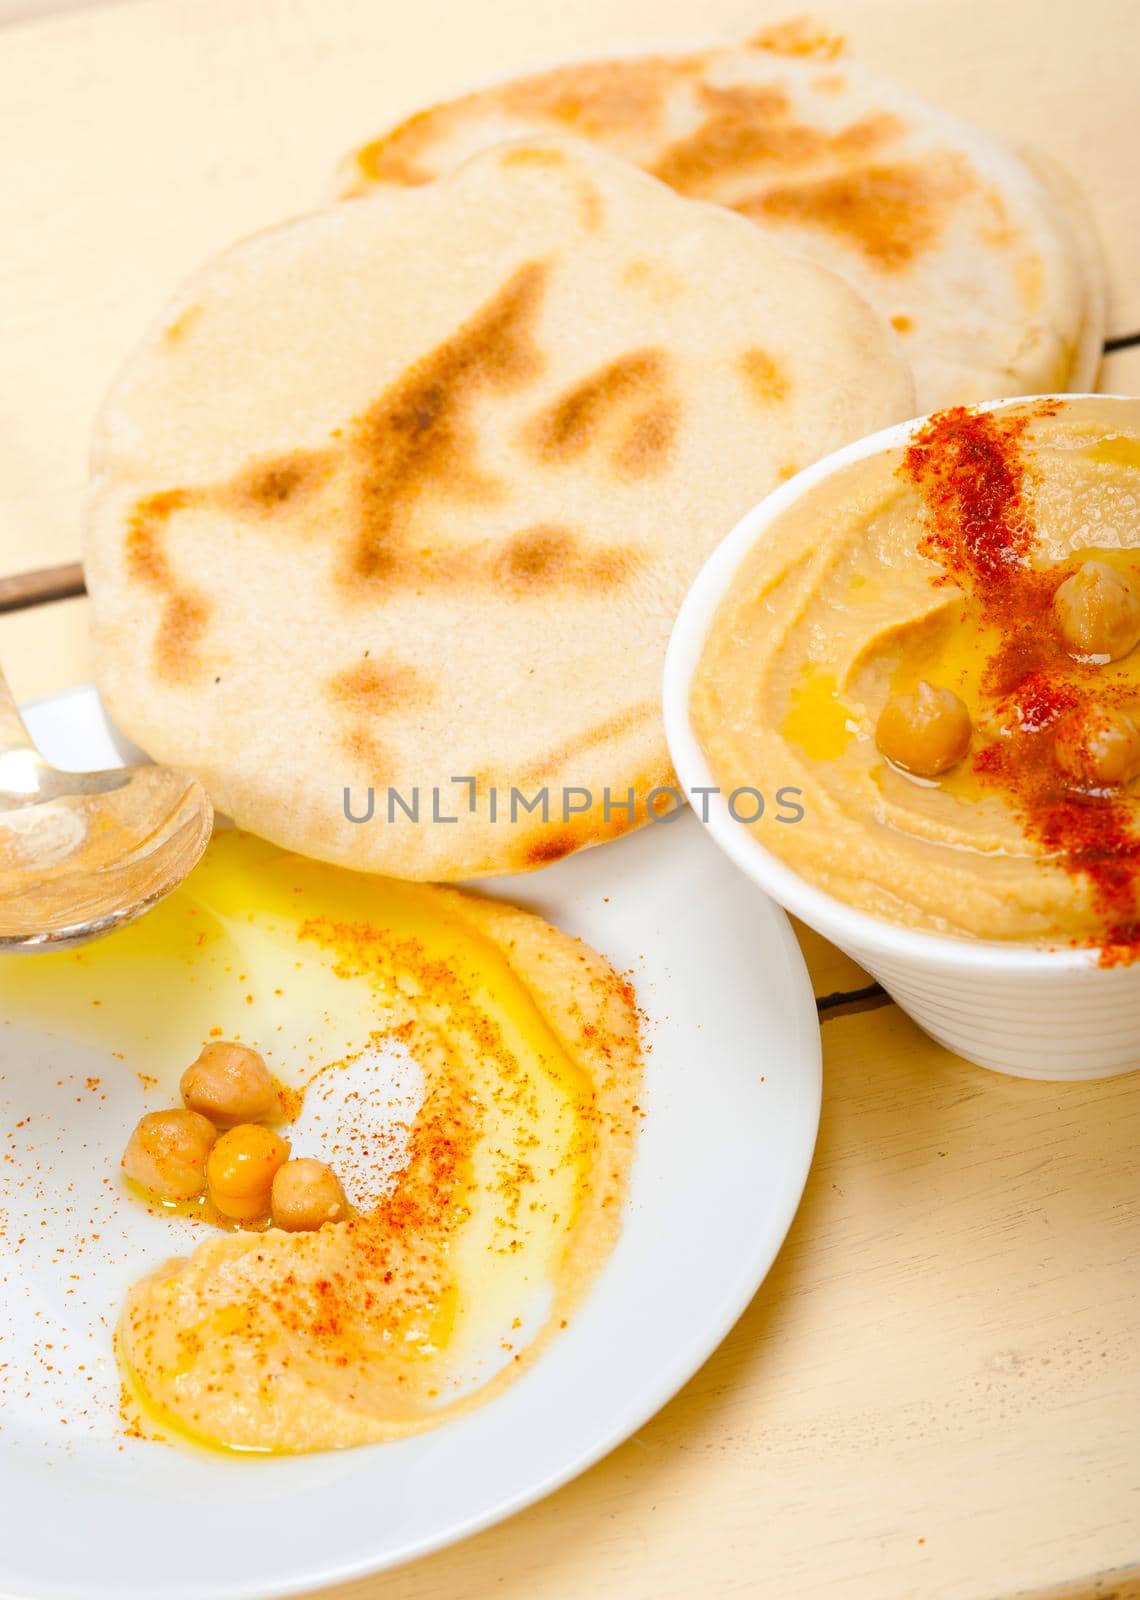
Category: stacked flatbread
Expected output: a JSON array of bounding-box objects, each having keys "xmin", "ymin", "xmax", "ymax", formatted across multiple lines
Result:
[
  {"xmin": 87, "ymin": 26, "xmax": 1106, "ymax": 880},
  {"xmin": 86, "ymin": 138, "xmax": 913, "ymax": 879},
  {"xmin": 337, "ymin": 32, "xmax": 1105, "ymax": 411}
]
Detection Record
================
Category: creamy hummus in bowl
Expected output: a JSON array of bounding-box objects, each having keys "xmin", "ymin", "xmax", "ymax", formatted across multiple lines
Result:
[{"xmin": 664, "ymin": 395, "xmax": 1140, "ymax": 1079}]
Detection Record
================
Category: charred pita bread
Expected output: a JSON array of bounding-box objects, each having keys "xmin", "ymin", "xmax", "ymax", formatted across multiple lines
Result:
[
  {"xmin": 86, "ymin": 137, "xmax": 913, "ymax": 880},
  {"xmin": 337, "ymin": 35, "xmax": 1104, "ymax": 410}
]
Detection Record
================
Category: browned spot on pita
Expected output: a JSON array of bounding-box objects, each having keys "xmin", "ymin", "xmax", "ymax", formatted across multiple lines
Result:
[
  {"xmin": 339, "ymin": 724, "xmax": 392, "ymax": 775},
  {"xmin": 589, "ymin": 546, "xmax": 642, "ymax": 588},
  {"xmin": 495, "ymin": 525, "xmax": 641, "ymax": 593},
  {"xmin": 162, "ymin": 304, "xmax": 203, "ymax": 345},
  {"xmin": 653, "ymin": 97, "xmax": 902, "ymax": 195},
  {"xmin": 747, "ymin": 18, "xmax": 845, "ymax": 57},
  {"xmin": 891, "ymin": 313, "xmax": 914, "ymax": 334},
  {"xmin": 520, "ymin": 699, "xmax": 657, "ymax": 784},
  {"xmin": 351, "ymin": 106, "xmax": 452, "ymax": 188},
  {"xmin": 327, "ymin": 657, "xmax": 435, "ymax": 712},
  {"xmin": 745, "ymin": 159, "xmax": 972, "ymax": 269},
  {"xmin": 498, "ymin": 525, "xmax": 574, "ymax": 586},
  {"xmin": 498, "ymin": 56, "xmax": 696, "ymax": 138},
  {"xmin": 124, "ymin": 489, "xmax": 212, "ymax": 682},
  {"xmin": 525, "ymin": 349, "xmax": 677, "ymax": 479},
  {"xmin": 154, "ymin": 593, "xmax": 210, "ymax": 685},
  {"xmin": 778, "ymin": 461, "xmax": 801, "ymax": 482},
  {"xmin": 811, "ymin": 72, "xmax": 847, "ymax": 93},
  {"xmin": 654, "ymin": 109, "xmax": 810, "ymax": 193},
  {"xmin": 509, "ymin": 753, "xmax": 677, "ymax": 871},
  {"xmin": 622, "ymin": 258, "xmax": 684, "ymax": 302},
  {"xmin": 739, "ymin": 348, "xmax": 790, "ymax": 406},
  {"xmin": 499, "ymin": 145, "xmax": 569, "ymax": 170},
  {"xmin": 697, "ymin": 82, "xmax": 793, "ymax": 122},
  {"xmin": 125, "ymin": 490, "xmax": 191, "ymax": 588},
  {"xmin": 222, "ymin": 450, "xmax": 334, "ymax": 516},
  {"xmin": 611, "ymin": 402, "xmax": 679, "ymax": 480},
  {"xmin": 834, "ymin": 114, "xmax": 906, "ymax": 157},
  {"xmin": 523, "ymin": 831, "xmax": 579, "ymax": 866},
  {"xmin": 340, "ymin": 259, "xmax": 548, "ymax": 590}
]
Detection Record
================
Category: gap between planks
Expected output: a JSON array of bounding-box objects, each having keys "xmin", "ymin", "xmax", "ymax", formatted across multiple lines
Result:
[{"xmin": 816, "ymin": 983, "xmax": 890, "ymax": 1020}]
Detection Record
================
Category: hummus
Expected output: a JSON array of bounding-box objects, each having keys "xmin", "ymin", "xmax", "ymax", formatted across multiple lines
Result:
[
  {"xmin": 692, "ymin": 396, "xmax": 1140, "ymax": 949},
  {"xmin": 0, "ymin": 831, "xmax": 641, "ymax": 1454}
]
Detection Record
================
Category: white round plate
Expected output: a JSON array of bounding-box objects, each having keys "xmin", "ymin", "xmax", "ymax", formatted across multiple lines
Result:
[{"xmin": 0, "ymin": 686, "xmax": 820, "ymax": 1600}]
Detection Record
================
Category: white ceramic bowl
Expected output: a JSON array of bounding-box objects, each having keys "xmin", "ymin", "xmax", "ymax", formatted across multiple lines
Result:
[{"xmin": 664, "ymin": 396, "xmax": 1140, "ymax": 1082}]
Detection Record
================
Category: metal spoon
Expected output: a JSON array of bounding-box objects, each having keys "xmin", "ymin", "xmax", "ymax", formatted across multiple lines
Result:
[{"xmin": 0, "ymin": 666, "xmax": 213, "ymax": 950}]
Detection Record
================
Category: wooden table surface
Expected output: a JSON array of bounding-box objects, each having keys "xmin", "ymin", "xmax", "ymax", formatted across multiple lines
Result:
[{"xmin": 2, "ymin": 2, "xmax": 1139, "ymax": 1597}]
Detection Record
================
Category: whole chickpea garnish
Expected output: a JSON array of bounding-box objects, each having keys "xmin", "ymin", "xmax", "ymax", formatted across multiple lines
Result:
[
  {"xmin": 122, "ymin": 1109, "xmax": 217, "ymax": 1203},
  {"xmin": 876, "ymin": 680, "xmax": 973, "ymax": 778},
  {"xmin": 271, "ymin": 1158, "xmax": 350, "ymax": 1232},
  {"xmin": 181, "ymin": 1041, "xmax": 278, "ymax": 1127},
  {"xmin": 1054, "ymin": 703, "xmax": 1140, "ymax": 788},
  {"xmin": 1053, "ymin": 560, "xmax": 1140, "ymax": 662},
  {"xmin": 206, "ymin": 1124, "xmax": 290, "ymax": 1222}
]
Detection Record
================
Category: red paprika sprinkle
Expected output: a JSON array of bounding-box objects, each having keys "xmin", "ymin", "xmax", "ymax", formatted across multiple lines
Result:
[
  {"xmin": 899, "ymin": 403, "xmax": 1140, "ymax": 964},
  {"xmin": 904, "ymin": 405, "xmax": 1039, "ymax": 587}
]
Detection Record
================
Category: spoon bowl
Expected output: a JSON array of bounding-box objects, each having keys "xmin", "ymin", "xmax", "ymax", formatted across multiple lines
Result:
[{"xmin": 0, "ymin": 669, "xmax": 212, "ymax": 949}]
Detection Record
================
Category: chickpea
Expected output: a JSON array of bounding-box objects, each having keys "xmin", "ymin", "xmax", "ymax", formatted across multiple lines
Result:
[
  {"xmin": 270, "ymin": 1158, "xmax": 350, "ymax": 1232},
  {"xmin": 1054, "ymin": 703, "xmax": 1140, "ymax": 788},
  {"xmin": 206, "ymin": 1124, "xmax": 290, "ymax": 1222},
  {"xmin": 1053, "ymin": 559, "xmax": 1140, "ymax": 662},
  {"xmin": 875, "ymin": 680, "xmax": 972, "ymax": 778},
  {"xmin": 181, "ymin": 1041, "xmax": 277, "ymax": 1127},
  {"xmin": 122, "ymin": 1109, "xmax": 216, "ymax": 1203}
]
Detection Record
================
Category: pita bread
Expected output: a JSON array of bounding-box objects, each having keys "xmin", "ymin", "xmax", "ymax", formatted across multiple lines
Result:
[
  {"xmin": 337, "ymin": 35, "xmax": 1104, "ymax": 411},
  {"xmin": 1016, "ymin": 147, "xmax": 1106, "ymax": 396},
  {"xmin": 86, "ymin": 137, "xmax": 913, "ymax": 881}
]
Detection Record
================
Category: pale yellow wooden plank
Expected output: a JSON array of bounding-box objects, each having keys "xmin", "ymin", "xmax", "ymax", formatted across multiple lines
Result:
[
  {"xmin": 0, "ymin": 595, "xmax": 91, "ymax": 704},
  {"xmin": 316, "ymin": 1004, "xmax": 1140, "ymax": 1600},
  {"xmin": 1, "ymin": 0, "xmax": 1137, "ymax": 576},
  {"xmin": 1102, "ymin": 345, "xmax": 1140, "ymax": 393}
]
